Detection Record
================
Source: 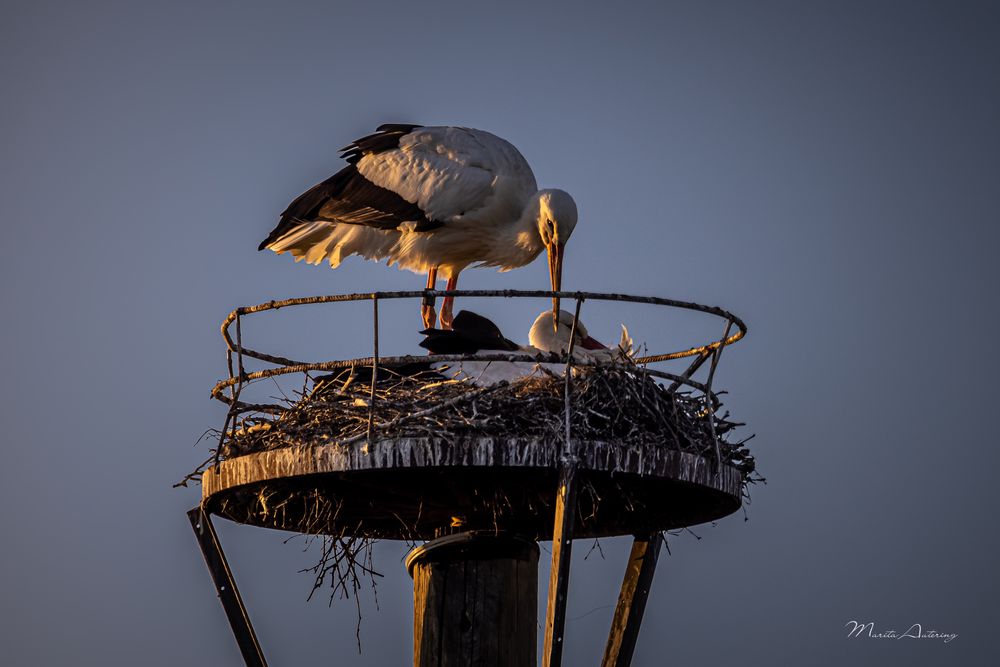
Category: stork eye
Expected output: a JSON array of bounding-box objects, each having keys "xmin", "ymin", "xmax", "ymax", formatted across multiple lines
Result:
[{"xmin": 543, "ymin": 219, "xmax": 556, "ymax": 240}]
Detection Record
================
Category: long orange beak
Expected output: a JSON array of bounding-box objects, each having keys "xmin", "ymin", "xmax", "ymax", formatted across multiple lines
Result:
[{"xmin": 547, "ymin": 242, "xmax": 564, "ymax": 331}]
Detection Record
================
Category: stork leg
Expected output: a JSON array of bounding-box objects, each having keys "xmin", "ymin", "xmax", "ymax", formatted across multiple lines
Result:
[
  {"xmin": 422, "ymin": 267, "xmax": 438, "ymax": 329},
  {"xmin": 440, "ymin": 275, "xmax": 459, "ymax": 330}
]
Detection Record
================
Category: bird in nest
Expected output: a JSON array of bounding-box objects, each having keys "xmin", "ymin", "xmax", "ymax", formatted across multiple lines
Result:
[
  {"xmin": 313, "ymin": 310, "xmax": 633, "ymax": 392},
  {"xmin": 419, "ymin": 310, "xmax": 635, "ymax": 386}
]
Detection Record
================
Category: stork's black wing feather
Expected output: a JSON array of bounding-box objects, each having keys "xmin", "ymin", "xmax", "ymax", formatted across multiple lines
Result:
[
  {"xmin": 259, "ymin": 123, "xmax": 441, "ymax": 251},
  {"xmin": 312, "ymin": 361, "xmax": 440, "ymax": 391},
  {"xmin": 339, "ymin": 124, "xmax": 422, "ymax": 164},
  {"xmin": 419, "ymin": 311, "xmax": 520, "ymax": 354},
  {"xmin": 451, "ymin": 311, "xmax": 517, "ymax": 347}
]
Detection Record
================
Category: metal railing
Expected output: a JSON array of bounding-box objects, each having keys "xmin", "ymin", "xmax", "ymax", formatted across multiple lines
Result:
[{"xmin": 210, "ymin": 289, "xmax": 746, "ymax": 413}]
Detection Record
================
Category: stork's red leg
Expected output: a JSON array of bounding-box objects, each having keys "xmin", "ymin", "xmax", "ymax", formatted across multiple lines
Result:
[
  {"xmin": 440, "ymin": 275, "xmax": 458, "ymax": 330},
  {"xmin": 422, "ymin": 267, "xmax": 438, "ymax": 329}
]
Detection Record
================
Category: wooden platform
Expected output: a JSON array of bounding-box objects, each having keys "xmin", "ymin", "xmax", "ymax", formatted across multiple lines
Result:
[{"xmin": 201, "ymin": 437, "xmax": 743, "ymax": 540}]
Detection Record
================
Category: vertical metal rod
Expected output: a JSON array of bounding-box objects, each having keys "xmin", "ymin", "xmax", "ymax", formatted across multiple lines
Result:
[
  {"xmin": 704, "ymin": 320, "xmax": 733, "ymax": 469},
  {"xmin": 542, "ymin": 297, "xmax": 584, "ymax": 667},
  {"xmin": 226, "ymin": 348, "xmax": 236, "ymax": 392},
  {"xmin": 235, "ymin": 312, "xmax": 246, "ymax": 385},
  {"xmin": 367, "ymin": 294, "xmax": 379, "ymax": 443},
  {"xmin": 187, "ymin": 507, "xmax": 268, "ymax": 667},
  {"xmin": 563, "ymin": 299, "xmax": 583, "ymax": 447},
  {"xmin": 216, "ymin": 348, "xmax": 235, "ymax": 472},
  {"xmin": 601, "ymin": 533, "xmax": 663, "ymax": 667},
  {"xmin": 214, "ymin": 311, "xmax": 246, "ymax": 472},
  {"xmin": 704, "ymin": 320, "xmax": 733, "ymax": 394}
]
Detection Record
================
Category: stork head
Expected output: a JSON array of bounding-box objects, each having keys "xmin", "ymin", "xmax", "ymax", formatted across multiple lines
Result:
[
  {"xmin": 534, "ymin": 189, "xmax": 578, "ymax": 328},
  {"xmin": 528, "ymin": 310, "xmax": 606, "ymax": 355}
]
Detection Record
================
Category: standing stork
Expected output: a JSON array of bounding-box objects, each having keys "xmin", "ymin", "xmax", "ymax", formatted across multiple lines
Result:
[{"xmin": 259, "ymin": 124, "xmax": 578, "ymax": 329}]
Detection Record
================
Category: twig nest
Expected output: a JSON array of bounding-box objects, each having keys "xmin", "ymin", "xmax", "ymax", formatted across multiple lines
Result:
[{"xmin": 224, "ymin": 365, "xmax": 755, "ymax": 477}]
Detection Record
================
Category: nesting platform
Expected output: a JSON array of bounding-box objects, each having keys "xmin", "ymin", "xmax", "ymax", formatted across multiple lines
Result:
[
  {"xmin": 196, "ymin": 290, "xmax": 751, "ymax": 541},
  {"xmin": 188, "ymin": 290, "xmax": 753, "ymax": 667},
  {"xmin": 202, "ymin": 436, "xmax": 742, "ymax": 540}
]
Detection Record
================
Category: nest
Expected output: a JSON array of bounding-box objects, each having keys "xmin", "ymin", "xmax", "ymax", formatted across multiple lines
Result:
[
  {"xmin": 188, "ymin": 362, "xmax": 757, "ymax": 631},
  {"xmin": 222, "ymin": 364, "xmax": 756, "ymax": 477}
]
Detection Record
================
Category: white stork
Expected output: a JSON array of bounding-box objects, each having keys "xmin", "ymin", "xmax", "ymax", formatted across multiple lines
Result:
[
  {"xmin": 422, "ymin": 310, "xmax": 633, "ymax": 386},
  {"xmin": 259, "ymin": 124, "xmax": 578, "ymax": 329}
]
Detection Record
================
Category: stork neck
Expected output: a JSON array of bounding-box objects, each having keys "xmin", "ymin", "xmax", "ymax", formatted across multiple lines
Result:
[
  {"xmin": 477, "ymin": 195, "xmax": 544, "ymax": 269},
  {"xmin": 510, "ymin": 194, "xmax": 545, "ymax": 253}
]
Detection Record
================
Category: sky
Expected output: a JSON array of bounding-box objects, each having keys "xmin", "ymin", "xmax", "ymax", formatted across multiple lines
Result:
[{"xmin": 2, "ymin": 1, "xmax": 999, "ymax": 665}]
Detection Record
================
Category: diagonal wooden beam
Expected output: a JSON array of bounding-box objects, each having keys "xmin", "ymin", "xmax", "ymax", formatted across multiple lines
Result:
[
  {"xmin": 601, "ymin": 533, "xmax": 663, "ymax": 667},
  {"xmin": 187, "ymin": 507, "xmax": 269, "ymax": 667},
  {"xmin": 541, "ymin": 461, "xmax": 579, "ymax": 667},
  {"xmin": 542, "ymin": 298, "xmax": 585, "ymax": 667}
]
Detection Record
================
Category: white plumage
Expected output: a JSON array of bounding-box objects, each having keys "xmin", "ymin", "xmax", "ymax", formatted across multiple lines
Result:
[
  {"xmin": 431, "ymin": 311, "xmax": 634, "ymax": 387},
  {"xmin": 260, "ymin": 125, "xmax": 578, "ymax": 329}
]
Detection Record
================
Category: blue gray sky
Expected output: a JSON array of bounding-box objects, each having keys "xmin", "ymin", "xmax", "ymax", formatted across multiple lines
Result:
[{"xmin": 2, "ymin": 1, "xmax": 998, "ymax": 665}]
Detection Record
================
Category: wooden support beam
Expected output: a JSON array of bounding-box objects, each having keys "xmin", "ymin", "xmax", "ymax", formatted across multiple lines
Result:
[
  {"xmin": 541, "ymin": 460, "xmax": 579, "ymax": 667},
  {"xmin": 187, "ymin": 507, "xmax": 268, "ymax": 667},
  {"xmin": 601, "ymin": 533, "xmax": 663, "ymax": 667},
  {"xmin": 407, "ymin": 532, "xmax": 538, "ymax": 667},
  {"xmin": 542, "ymin": 297, "xmax": 584, "ymax": 667}
]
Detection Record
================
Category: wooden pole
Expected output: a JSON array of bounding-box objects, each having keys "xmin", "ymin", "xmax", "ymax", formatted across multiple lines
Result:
[
  {"xmin": 541, "ymin": 297, "xmax": 584, "ymax": 667},
  {"xmin": 541, "ymin": 461, "xmax": 578, "ymax": 666},
  {"xmin": 407, "ymin": 532, "xmax": 538, "ymax": 667}
]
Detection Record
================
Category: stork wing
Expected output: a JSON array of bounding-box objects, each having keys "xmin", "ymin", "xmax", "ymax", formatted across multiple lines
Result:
[
  {"xmin": 259, "ymin": 125, "xmax": 538, "ymax": 267},
  {"xmin": 356, "ymin": 126, "xmax": 538, "ymax": 223},
  {"xmin": 419, "ymin": 310, "xmax": 520, "ymax": 354},
  {"xmin": 259, "ymin": 124, "xmax": 434, "ymax": 252}
]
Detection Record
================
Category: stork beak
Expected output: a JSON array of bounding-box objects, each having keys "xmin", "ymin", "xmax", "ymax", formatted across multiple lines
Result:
[
  {"xmin": 547, "ymin": 241, "xmax": 564, "ymax": 331},
  {"xmin": 580, "ymin": 335, "xmax": 606, "ymax": 350}
]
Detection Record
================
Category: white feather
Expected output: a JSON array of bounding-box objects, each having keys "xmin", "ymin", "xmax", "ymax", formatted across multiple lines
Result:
[
  {"xmin": 357, "ymin": 127, "xmax": 537, "ymax": 222},
  {"xmin": 268, "ymin": 221, "xmax": 396, "ymax": 268},
  {"xmin": 265, "ymin": 126, "xmax": 575, "ymax": 280},
  {"xmin": 432, "ymin": 311, "xmax": 633, "ymax": 387},
  {"xmin": 430, "ymin": 360, "xmax": 558, "ymax": 386}
]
